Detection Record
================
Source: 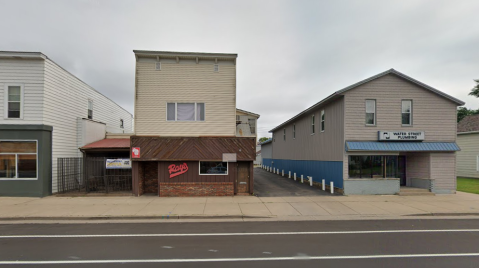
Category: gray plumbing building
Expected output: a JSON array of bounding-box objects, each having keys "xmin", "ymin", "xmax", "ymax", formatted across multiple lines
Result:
[{"xmin": 263, "ymin": 69, "xmax": 464, "ymax": 195}]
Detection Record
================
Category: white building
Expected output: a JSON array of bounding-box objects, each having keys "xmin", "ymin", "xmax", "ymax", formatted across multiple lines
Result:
[{"xmin": 0, "ymin": 51, "xmax": 133, "ymax": 196}]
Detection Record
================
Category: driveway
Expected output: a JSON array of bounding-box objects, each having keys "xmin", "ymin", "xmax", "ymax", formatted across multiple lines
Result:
[{"xmin": 253, "ymin": 167, "xmax": 331, "ymax": 197}]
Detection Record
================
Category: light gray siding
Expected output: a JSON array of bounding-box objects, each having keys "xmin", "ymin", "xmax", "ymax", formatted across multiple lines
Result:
[
  {"xmin": 0, "ymin": 59, "xmax": 44, "ymax": 123},
  {"xmin": 343, "ymin": 74, "xmax": 457, "ymax": 142},
  {"xmin": 430, "ymin": 153, "xmax": 456, "ymax": 193},
  {"xmin": 43, "ymin": 58, "xmax": 133, "ymax": 192},
  {"xmin": 271, "ymin": 97, "xmax": 344, "ymax": 161},
  {"xmin": 406, "ymin": 153, "xmax": 430, "ymax": 182},
  {"xmin": 456, "ymin": 133, "xmax": 479, "ymax": 178},
  {"xmin": 261, "ymin": 142, "xmax": 272, "ymax": 159}
]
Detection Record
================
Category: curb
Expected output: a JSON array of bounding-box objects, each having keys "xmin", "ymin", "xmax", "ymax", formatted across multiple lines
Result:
[{"xmin": 0, "ymin": 215, "xmax": 275, "ymax": 221}]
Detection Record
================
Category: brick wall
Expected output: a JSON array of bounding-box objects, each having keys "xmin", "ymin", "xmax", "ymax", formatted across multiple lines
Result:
[{"xmin": 159, "ymin": 182, "xmax": 234, "ymax": 197}]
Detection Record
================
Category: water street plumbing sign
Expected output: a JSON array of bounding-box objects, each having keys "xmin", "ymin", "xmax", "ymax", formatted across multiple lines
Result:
[
  {"xmin": 378, "ymin": 131, "xmax": 425, "ymax": 141},
  {"xmin": 106, "ymin": 159, "xmax": 132, "ymax": 169}
]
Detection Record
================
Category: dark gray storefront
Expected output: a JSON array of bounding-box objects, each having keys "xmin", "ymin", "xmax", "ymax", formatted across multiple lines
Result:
[{"xmin": 0, "ymin": 125, "xmax": 52, "ymax": 197}]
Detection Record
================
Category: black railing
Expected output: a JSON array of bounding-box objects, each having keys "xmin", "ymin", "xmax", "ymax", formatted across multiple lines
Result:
[
  {"xmin": 57, "ymin": 157, "xmax": 84, "ymax": 193},
  {"xmin": 57, "ymin": 157, "xmax": 132, "ymax": 194}
]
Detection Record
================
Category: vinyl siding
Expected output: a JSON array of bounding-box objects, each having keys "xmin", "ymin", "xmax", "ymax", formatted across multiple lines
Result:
[
  {"xmin": 430, "ymin": 153, "xmax": 456, "ymax": 191},
  {"xmin": 134, "ymin": 58, "xmax": 236, "ymax": 136},
  {"xmin": 0, "ymin": 59, "xmax": 44, "ymax": 123},
  {"xmin": 261, "ymin": 143, "xmax": 272, "ymax": 159},
  {"xmin": 271, "ymin": 97, "xmax": 344, "ymax": 161},
  {"xmin": 43, "ymin": 58, "xmax": 133, "ymax": 192},
  {"xmin": 406, "ymin": 153, "xmax": 430, "ymax": 183},
  {"xmin": 343, "ymin": 74, "xmax": 457, "ymax": 142},
  {"xmin": 456, "ymin": 133, "xmax": 479, "ymax": 178}
]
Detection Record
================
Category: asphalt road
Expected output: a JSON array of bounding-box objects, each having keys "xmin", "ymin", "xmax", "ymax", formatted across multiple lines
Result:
[
  {"xmin": 1, "ymin": 219, "xmax": 479, "ymax": 267},
  {"xmin": 254, "ymin": 167, "xmax": 331, "ymax": 196}
]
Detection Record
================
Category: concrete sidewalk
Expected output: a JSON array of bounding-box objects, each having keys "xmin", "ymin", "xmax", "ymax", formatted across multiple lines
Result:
[{"xmin": 1, "ymin": 191, "xmax": 479, "ymax": 222}]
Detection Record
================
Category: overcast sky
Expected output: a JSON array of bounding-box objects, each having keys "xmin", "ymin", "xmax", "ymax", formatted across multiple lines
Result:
[{"xmin": 1, "ymin": 0, "xmax": 478, "ymax": 138}]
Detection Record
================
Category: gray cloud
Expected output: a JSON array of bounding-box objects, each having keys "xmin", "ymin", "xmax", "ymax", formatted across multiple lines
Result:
[{"xmin": 1, "ymin": 0, "xmax": 478, "ymax": 139}]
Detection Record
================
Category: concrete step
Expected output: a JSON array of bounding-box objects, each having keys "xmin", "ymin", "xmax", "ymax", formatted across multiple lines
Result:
[
  {"xmin": 398, "ymin": 191, "xmax": 435, "ymax": 196},
  {"xmin": 400, "ymin": 188, "xmax": 431, "ymax": 193}
]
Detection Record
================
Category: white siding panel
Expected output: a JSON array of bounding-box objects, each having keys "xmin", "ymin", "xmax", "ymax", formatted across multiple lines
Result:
[
  {"xmin": 0, "ymin": 59, "xmax": 44, "ymax": 124},
  {"xmin": 456, "ymin": 133, "xmax": 479, "ymax": 178},
  {"xmin": 43, "ymin": 59, "xmax": 133, "ymax": 192},
  {"xmin": 430, "ymin": 153, "xmax": 456, "ymax": 191},
  {"xmin": 135, "ymin": 61, "xmax": 236, "ymax": 136}
]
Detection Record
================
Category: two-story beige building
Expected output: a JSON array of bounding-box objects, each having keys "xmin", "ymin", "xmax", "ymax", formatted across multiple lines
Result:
[
  {"xmin": 130, "ymin": 50, "xmax": 257, "ymax": 197},
  {"xmin": 264, "ymin": 69, "xmax": 464, "ymax": 195}
]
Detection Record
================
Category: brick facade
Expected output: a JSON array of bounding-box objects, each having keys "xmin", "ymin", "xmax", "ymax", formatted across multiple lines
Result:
[
  {"xmin": 159, "ymin": 182, "xmax": 234, "ymax": 197},
  {"xmin": 143, "ymin": 162, "xmax": 158, "ymax": 194}
]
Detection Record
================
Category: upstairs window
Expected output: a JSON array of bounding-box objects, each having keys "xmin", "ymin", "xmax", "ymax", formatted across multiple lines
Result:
[
  {"xmin": 248, "ymin": 119, "xmax": 256, "ymax": 135},
  {"xmin": 311, "ymin": 114, "xmax": 315, "ymax": 134},
  {"xmin": 87, "ymin": 100, "xmax": 93, "ymax": 119},
  {"xmin": 167, "ymin": 102, "xmax": 205, "ymax": 121},
  {"xmin": 120, "ymin": 119, "xmax": 124, "ymax": 129},
  {"xmin": 283, "ymin": 128, "xmax": 286, "ymax": 141},
  {"xmin": 5, "ymin": 85, "xmax": 22, "ymax": 119},
  {"xmin": 321, "ymin": 110, "xmax": 325, "ymax": 132},
  {"xmin": 402, "ymin": 100, "xmax": 412, "ymax": 126},
  {"xmin": 293, "ymin": 124, "xmax": 296, "ymax": 139},
  {"xmin": 365, "ymin": 100, "xmax": 376, "ymax": 126}
]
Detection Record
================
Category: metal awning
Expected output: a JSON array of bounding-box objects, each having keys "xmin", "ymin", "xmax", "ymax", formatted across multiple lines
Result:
[{"xmin": 345, "ymin": 141, "xmax": 460, "ymax": 152}]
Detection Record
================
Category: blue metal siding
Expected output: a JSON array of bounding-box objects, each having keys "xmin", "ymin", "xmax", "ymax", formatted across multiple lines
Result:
[
  {"xmin": 262, "ymin": 158, "xmax": 343, "ymax": 188},
  {"xmin": 346, "ymin": 141, "xmax": 460, "ymax": 152}
]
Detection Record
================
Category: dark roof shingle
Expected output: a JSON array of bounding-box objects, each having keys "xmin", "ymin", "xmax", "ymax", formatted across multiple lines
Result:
[{"xmin": 458, "ymin": 114, "xmax": 479, "ymax": 133}]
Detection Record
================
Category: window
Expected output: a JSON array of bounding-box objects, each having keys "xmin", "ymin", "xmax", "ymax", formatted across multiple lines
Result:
[
  {"xmin": 120, "ymin": 119, "xmax": 124, "ymax": 128},
  {"xmin": 311, "ymin": 114, "xmax": 315, "ymax": 134},
  {"xmin": 5, "ymin": 85, "xmax": 22, "ymax": 119},
  {"xmin": 248, "ymin": 119, "xmax": 256, "ymax": 134},
  {"xmin": 320, "ymin": 110, "xmax": 325, "ymax": 132},
  {"xmin": 214, "ymin": 64, "xmax": 219, "ymax": 72},
  {"xmin": 365, "ymin": 100, "xmax": 376, "ymax": 125},
  {"xmin": 0, "ymin": 141, "xmax": 37, "ymax": 180},
  {"xmin": 402, "ymin": 100, "xmax": 412, "ymax": 125},
  {"xmin": 166, "ymin": 103, "xmax": 205, "ymax": 121},
  {"xmin": 283, "ymin": 128, "xmax": 286, "ymax": 141},
  {"xmin": 348, "ymin": 155, "xmax": 398, "ymax": 179},
  {"xmin": 87, "ymin": 100, "xmax": 93, "ymax": 119},
  {"xmin": 199, "ymin": 161, "xmax": 227, "ymax": 175},
  {"xmin": 293, "ymin": 124, "xmax": 296, "ymax": 139}
]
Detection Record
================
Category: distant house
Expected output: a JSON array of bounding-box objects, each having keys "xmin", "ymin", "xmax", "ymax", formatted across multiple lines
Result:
[
  {"xmin": 0, "ymin": 51, "xmax": 133, "ymax": 197},
  {"xmin": 457, "ymin": 115, "xmax": 479, "ymax": 178},
  {"xmin": 236, "ymin": 109, "xmax": 260, "ymax": 137}
]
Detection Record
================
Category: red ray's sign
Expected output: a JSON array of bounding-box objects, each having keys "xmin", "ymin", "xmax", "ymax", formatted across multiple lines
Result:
[{"xmin": 168, "ymin": 163, "xmax": 189, "ymax": 178}]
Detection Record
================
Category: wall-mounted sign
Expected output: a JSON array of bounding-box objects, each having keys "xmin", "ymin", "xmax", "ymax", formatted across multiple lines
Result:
[
  {"xmin": 378, "ymin": 131, "xmax": 425, "ymax": 141},
  {"xmin": 168, "ymin": 163, "xmax": 189, "ymax": 178},
  {"xmin": 132, "ymin": 147, "xmax": 140, "ymax": 158},
  {"xmin": 106, "ymin": 159, "xmax": 132, "ymax": 169}
]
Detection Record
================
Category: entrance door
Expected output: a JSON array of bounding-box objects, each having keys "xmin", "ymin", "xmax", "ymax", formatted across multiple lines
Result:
[
  {"xmin": 236, "ymin": 162, "xmax": 250, "ymax": 194},
  {"xmin": 398, "ymin": 156, "xmax": 406, "ymax": 186}
]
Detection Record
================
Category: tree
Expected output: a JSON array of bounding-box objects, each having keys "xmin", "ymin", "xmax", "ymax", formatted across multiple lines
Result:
[
  {"xmin": 470, "ymin": 79, "xmax": 479, "ymax": 98},
  {"xmin": 458, "ymin": 107, "xmax": 479, "ymax": 123},
  {"xmin": 258, "ymin": 137, "xmax": 271, "ymax": 143}
]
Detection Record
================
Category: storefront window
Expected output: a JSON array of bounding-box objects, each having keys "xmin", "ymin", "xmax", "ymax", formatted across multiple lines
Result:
[
  {"xmin": 199, "ymin": 162, "xmax": 228, "ymax": 175},
  {"xmin": 348, "ymin": 155, "xmax": 398, "ymax": 179},
  {"xmin": 0, "ymin": 141, "xmax": 37, "ymax": 179}
]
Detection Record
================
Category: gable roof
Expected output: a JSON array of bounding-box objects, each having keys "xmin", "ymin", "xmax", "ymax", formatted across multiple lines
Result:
[
  {"xmin": 458, "ymin": 114, "xmax": 479, "ymax": 133},
  {"xmin": 270, "ymin": 69, "xmax": 465, "ymax": 132},
  {"xmin": 236, "ymin": 108, "xmax": 260, "ymax": 118}
]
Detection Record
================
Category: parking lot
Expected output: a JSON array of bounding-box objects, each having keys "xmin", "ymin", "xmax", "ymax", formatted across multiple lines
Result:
[{"xmin": 253, "ymin": 167, "xmax": 332, "ymax": 197}]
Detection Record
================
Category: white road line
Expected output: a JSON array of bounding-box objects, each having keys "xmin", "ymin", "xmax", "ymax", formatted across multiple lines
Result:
[
  {"xmin": 1, "ymin": 253, "xmax": 479, "ymax": 264},
  {"xmin": 1, "ymin": 229, "xmax": 479, "ymax": 239}
]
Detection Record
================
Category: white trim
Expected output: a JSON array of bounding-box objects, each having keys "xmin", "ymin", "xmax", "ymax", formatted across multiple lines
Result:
[
  {"xmin": 3, "ymin": 83, "xmax": 24, "ymax": 120},
  {"xmin": 198, "ymin": 161, "xmax": 228, "ymax": 176},
  {"xmin": 0, "ymin": 140, "xmax": 38, "ymax": 180}
]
